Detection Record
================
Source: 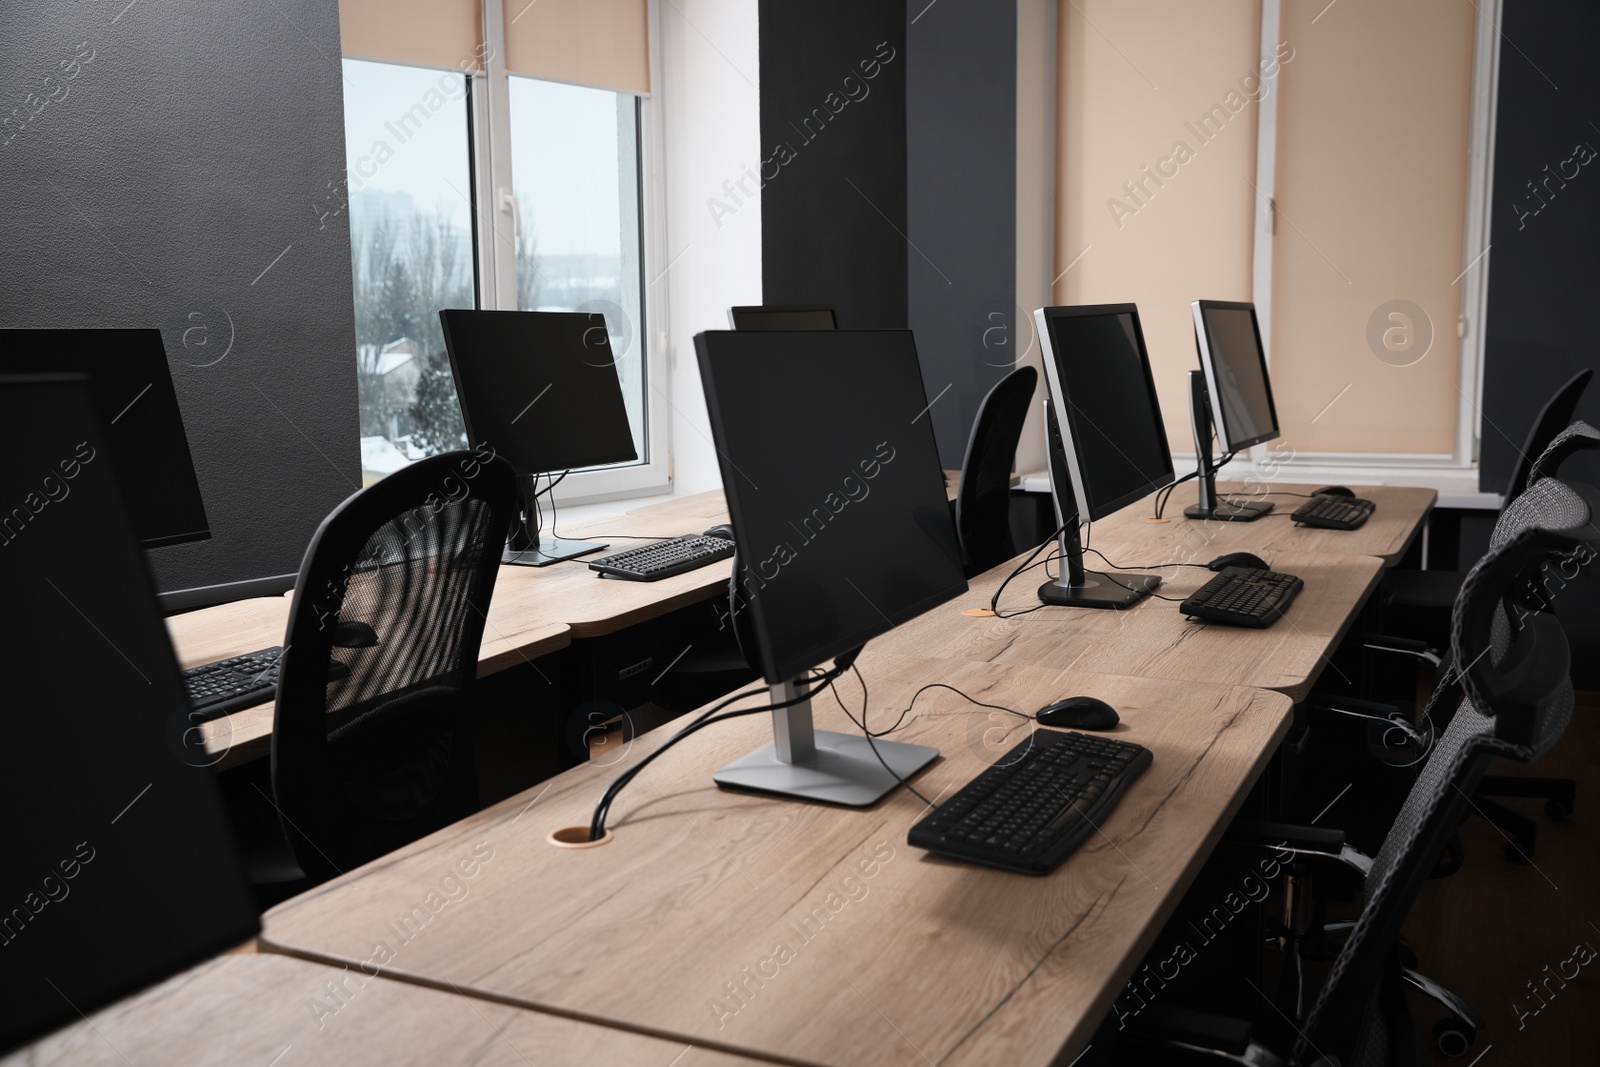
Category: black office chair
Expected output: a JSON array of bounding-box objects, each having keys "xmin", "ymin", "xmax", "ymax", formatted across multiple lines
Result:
[
  {"xmin": 953, "ymin": 365, "xmax": 1037, "ymax": 577},
  {"xmin": 269, "ymin": 451, "xmax": 518, "ymax": 885},
  {"xmin": 1385, "ymin": 368, "xmax": 1591, "ymax": 615},
  {"xmin": 1122, "ymin": 476, "xmax": 1595, "ymax": 1065}
]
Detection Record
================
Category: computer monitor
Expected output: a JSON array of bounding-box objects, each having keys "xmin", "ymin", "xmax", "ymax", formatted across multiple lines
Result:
[
  {"xmin": 0, "ymin": 374, "xmax": 257, "ymax": 1054},
  {"xmin": 439, "ymin": 309, "xmax": 638, "ymax": 566},
  {"xmin": 727, "ymin": 305, "xmax": 839, "ymax": 331},
  {"xmin": 4, "ymin": 329, "xmax": 211, "ymax": 550},
  {"xmin": 1032, "ymin": 304, "xmax": 1175, "ymax": 608},
  {"xmin": 1186, "ymin": 299, "xmax": 1280, "ymax": 521},
  {"xmin": 696, "ymin": 329, "xmax": 967, "ymax": 806}
]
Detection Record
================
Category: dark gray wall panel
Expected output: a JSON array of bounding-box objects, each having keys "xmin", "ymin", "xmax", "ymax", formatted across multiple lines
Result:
[
  {"xmin": 759, "ymin": 0, "xmax": 908, "ymax": 331},
  {"xmin": 907, "ymin": 0, "xmax": 1018, "ymax": 466},
  {"xmin": 0, "ymin": 0, "xmax": 360, "ymax": 594}
]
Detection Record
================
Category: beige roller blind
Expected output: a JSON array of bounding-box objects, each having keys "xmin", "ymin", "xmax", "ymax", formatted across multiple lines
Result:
[
  {"xmin": 1054, "ymin": 0, "xmax": 1263, "ymax": 454},
  {"xmin": 340, "ymin": 0, "xmax": 486, "ymax": 71},
  {"xmin": 1268, "ymin": 0, "xmax": 1475, "ymax": 456},
  {"xmin": 504, "ymin": 0, "xmax": 651, "ymax": 94}
]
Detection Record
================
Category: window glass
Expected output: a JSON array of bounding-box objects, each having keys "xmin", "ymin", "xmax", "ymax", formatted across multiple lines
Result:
[
  {"xmin": 509, "ymin": 77, "xmax": 646, "ymax": 464},
  {"xmin": 342, "ymin": 58, "xmax": 476, "ymax": 482}
]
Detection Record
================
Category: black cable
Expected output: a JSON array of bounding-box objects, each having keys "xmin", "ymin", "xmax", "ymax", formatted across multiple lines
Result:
[
  {"xmin": 1155, "ymin": 450, "xmax": 1239, "ymax": 519},
  {"xmin": 988, "ymin": 522, "xmax": 1074, "ymax": 618},
  {"xmin": 825, "ymin": 667, "xmax": 932, "ymax": 806},
  {"xmin": 588, "ymin": 663, "xmax": 846, "ymax": 839},
  {"xmin": 1078, "ymin": 546, "xmax": 1213, "ymax": 572}
]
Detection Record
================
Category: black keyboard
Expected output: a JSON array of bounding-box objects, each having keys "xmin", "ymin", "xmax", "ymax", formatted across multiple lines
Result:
[
  {"xmin": 1291, "ymin": 494, "xmax": 1375, "ymax": 530},
  {"xmin": 587, "ymin": 535, "xmax": 736, "ymax": 581},
  {"xmin": 183, "ymin": 646, "xmax": 283, "ymax": 722},
  {"xmin": 182, "ymin": 646, "xmax": 352, "ymax": 722},
  {"xmin": 1179, "ymin": 566, "xmax": 1304, "ymax": 628},
  {"xmin": 908, "ymin": 729, "xmax": 1151, "ymax": 875}
]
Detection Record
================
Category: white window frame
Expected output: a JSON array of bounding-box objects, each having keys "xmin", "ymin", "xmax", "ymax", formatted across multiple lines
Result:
[
  {"xmin": 469, "ymin": 0, "xmax": 671, "ymax": 505},
  {"xmin": 1245, "ymin": 0, "xmax": 1501, "ymax": 493}
]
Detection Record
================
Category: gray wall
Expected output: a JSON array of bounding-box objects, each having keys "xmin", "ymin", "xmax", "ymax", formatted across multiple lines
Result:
[
  {"xmin": 0, "ymin": 0, "xmax": 361, "ymax": 595},
  {"xmin": 907, "ymin": 1, "xmax": 1018, "ymax": 466}
]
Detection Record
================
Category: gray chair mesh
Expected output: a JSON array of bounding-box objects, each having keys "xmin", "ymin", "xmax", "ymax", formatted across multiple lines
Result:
[
  {"xmin": 1294, "ymin": 476, "xmax": 1588, "ymax": 1065},
  {"xmin": 1528, "ymin": 419, "xmax": 1600, "ymax": 484}
]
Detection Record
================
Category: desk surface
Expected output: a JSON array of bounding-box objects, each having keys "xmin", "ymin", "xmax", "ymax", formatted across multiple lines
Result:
[
  {"xmin": 1, "ymin": 953, "xmax": 763, "ymax": 1066},
  {"xmin": 1089, "ymin": 482, "xmax": 1435, "ymax": 566},
  {"xmin": 261, "ymin": 654, "xmax": 1293, "ymax": 1067},
  {"xmin": 874, "ymin": 543, "xmax": 1384, "ymax": 704}
]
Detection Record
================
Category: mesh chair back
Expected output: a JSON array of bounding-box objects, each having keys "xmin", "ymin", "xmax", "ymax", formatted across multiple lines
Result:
[
  {"xmin": 1528, "ymin": 419, "xmax": 1600, "ymax": 485},
  {"xmin": 955, "ymin": 365, "xmax": 1037, "ymax": 576},
  {"xmin": 1504, "ymin": 369, "xmax": 1591, "ymax": 501},
  {"xmin": 272, "ymin": 450, "xmax": 517, "ymax": 881},
  {"xmin": 1297, "ymin": 476, "xmax": 1594, "ymax": 1065}
]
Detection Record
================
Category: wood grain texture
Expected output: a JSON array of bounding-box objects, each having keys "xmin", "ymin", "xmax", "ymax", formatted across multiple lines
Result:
[
  {"xmin": 872, "ymin": 544, "xmax": 1384, "ymax": 703},
  {"xmin": 1089, "ymin": 482, "xmax": 1435, "ymax": 566},
  {"xmin": 0, "ymin": 953, "xmax": 763, "ymax": 1066},
  {"xmin": 261, "ymin": 654, "xmax": 1292, "ymax": 1067}
]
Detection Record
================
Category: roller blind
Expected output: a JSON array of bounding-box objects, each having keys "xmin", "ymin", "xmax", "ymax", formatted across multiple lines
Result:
[
  {"xmin": 504, "ymin": 0, "xmax": 651, "ymax": 94},
  {"xmin": 1054, "ymin": 0, "xmax": 1262, "ymax": 453},
  {"xmin": 340, "ymin": 0, "xmax": 486, "ymax": 71},
  {"xmin": 1267, "ymin": 0, "xmax": 1474, "ymax": 456}
]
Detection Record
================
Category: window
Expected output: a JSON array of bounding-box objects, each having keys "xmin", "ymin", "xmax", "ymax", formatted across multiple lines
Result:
[
  {"xmin": 339, "ymin": 7, "xmax": 662, "ymax": 497},
  {"xmin": 510, "ymin": 77, "xmax": 647, "ymax": 464},
  {"xmin": 342, "ymin": 59, "xmax": 475, "ymax": 483}
]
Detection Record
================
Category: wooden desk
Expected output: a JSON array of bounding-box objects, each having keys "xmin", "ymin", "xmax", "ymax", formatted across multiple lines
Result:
[
  {"xmin": 1089, "ymin": 481, "xmax": 1435, "ymax": 567},
  {"xmin": 260, "ymin": 655, "xmax": 1293, "ymax": 1067},
  {"xmin": 1, "ymin": 953, "xmax": 763, "ymax": 1066},
  {"xmin": 872, "ymin": 544, "xmax": 1384, "ymax": 703}
]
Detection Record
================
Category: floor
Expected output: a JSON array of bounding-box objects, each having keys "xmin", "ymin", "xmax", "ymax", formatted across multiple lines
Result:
[{"xmin": 1402, "ymin": 693, "xmax": 1600, "ymax": 1065}]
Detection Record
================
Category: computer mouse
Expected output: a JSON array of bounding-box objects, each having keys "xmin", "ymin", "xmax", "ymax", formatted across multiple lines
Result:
[
  {"xmin": 1313, "ymin": 485, "xmax": 1355, "ymax": 498},
  {"xmin": 1208, "ymin": 551, "xmax": 1269, "ymax": 572},
  {"xmin": 1035, "ymin": 696, "xmax": 1120, "ymax": 731},
  {"xmin": 702, "ymin": 523, "xmax": 736, "ymax": 541}
]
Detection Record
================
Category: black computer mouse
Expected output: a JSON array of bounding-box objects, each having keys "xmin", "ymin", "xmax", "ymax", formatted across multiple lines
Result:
[
  {"xmin": 702, "ymin": 524, "xmax": 736, "ymax": 541},
  {"xmin": 1313, "ymin": 485, "xmax": 1355, "ymax": 498},
  {"xmin": 1036, "ymin": 696, "xmax": 1120, "ymax": 731},
  {"xmin": 1208, "ymin": 551, "xmax": 1269, "ymax": 572}
]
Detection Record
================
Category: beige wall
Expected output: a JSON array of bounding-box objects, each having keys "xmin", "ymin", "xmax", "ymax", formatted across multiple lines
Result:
[
  {"xmin": 1055, "ymin": 0, "xmax": 1263, "ymax": 453},
  {"xmin": 1269, "ymin": 0, "xmax": 1475, "ymax": 456}
]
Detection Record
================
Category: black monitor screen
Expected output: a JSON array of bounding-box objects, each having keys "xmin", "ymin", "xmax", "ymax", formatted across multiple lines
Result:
[
  {"xmin": 696, "ymin": 330, "xmax": 966, "ymax": 683},
  {"xmin": 1194, "ymin": 300, "xmax": 1279, "ymax": 451},
  {"xmin": 439, "ymin": 310, "xmax": 638, "ymax": 476},
  {"xmin": 1035, "ymin": 305, "xmax": 1174, "ymax": 521},
  {"xmin": 0, "ymin": 374, "xmax": 257, "ymax": 1053},
  {"xmin": 729, "ymin": 305, "xmax": 838, "ymax": 331},
  {"xmin": 3, "ymin": 329, "xmax": 210, "ymax": 549}
]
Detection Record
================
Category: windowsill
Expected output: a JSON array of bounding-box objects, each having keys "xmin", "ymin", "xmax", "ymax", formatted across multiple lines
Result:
[{"xmin": 1016, "ymin": 463, "xmax": 1502, "ymax": 511}]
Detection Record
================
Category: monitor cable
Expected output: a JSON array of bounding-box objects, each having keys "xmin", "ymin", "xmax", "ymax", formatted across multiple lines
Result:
[
  {"xmin": 987, "ymin": 522, "xmax": 1076, "ymax": 618},
  {"xmin": 587, "ymin": 654, "xmax": 858, "ymax": 841}
]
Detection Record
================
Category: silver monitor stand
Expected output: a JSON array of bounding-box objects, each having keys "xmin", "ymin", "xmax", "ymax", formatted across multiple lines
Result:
[{"xmin": 713, "ymin": 677, "xmax": 938, "ymax": 806}]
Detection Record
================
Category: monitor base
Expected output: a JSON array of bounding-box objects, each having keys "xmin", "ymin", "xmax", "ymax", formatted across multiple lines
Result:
[
  {"xmin": 1184, "ymin": 499, "xmax": 1274, "ymax": 522},
  {"xmin": 713, "ymin": 730, "xmax": 939, "ymax": 807},
  {"xmin": 502, "ymin": 537, "xmax": 608, "ymax": 567},
  {"xmin": 1037, "ymin": 570, "xmax": 1159, "ymax": 609}
]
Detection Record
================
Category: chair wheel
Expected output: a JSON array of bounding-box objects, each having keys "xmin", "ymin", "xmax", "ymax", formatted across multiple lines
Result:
[
  {"xmin": 1546, "ymin": 799, "xmax": 1572, "ymax": 821},
  {"xmin": 1504, "ymin": 840, "xmax": 1532, "ymax": 864},
  {"xmin": 1433, "ymin": 1017, "xmax": 1476, "ymax": 1057}
]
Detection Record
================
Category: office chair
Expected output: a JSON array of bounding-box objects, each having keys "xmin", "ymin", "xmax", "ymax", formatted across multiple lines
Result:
[
  {"xmin": 1384, "ymin": 368, "xmax": 1591, "ymax": 615},
  {"xmin": 269, "ymin": 450, "xmax": 518, "ymax": 885},
  {"xmin": 953, "ymin": 365, "xmax": 1037, "ymax": 577},
  {"xmin": 1121, "ymin": 477, "xmax": 1594, "ymax": 1065}
]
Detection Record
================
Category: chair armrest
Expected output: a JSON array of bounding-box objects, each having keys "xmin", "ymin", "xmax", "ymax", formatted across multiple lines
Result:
[
  {"xmin": 1359, "ymin": 632, "xmax": 1443, "ymax": 667},
  {"xmin": 1224, "ymin": 820, "xmax": 1372, "ymax": 875}
]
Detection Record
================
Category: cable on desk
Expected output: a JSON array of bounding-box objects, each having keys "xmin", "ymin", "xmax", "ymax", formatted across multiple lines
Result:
[
  {"xmin": 1154, "ymin": 449, "xmax": 1238, "ymax": 519},
  {"xmin": 587, "ymin": 658, "xmax": 854, "ymax": 840},
  {"xmin": 988, "ymin": 523, "xmax": 1074, "ymax": 618},
  {"xmin": 825, "ymin": 666, "xmax": 932, "ymax": 807}
]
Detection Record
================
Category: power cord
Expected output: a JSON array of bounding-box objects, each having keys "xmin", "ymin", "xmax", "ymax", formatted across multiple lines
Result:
[
  {"xmin": 587, "ymin": 659, "xmax": 852, "ymax": 839},
  {"xmin": 1154, "ymin": 450, "xmax": 1239, "ymax": 519},
  {"xmin": 988, "ymin": 522, "xmax": 1076, "ymax": 618}
]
